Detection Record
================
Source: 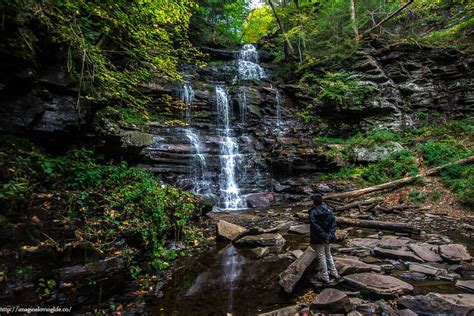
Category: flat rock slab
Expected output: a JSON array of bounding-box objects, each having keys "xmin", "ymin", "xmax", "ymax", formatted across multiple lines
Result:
[
  {"xmin": 258, "ymin": 305, "xmax": 302, "ymax": 316},
  {"xmin": 348, "ymin": 238, "xmax": 380, "ymax": 249},
  {"xmin": 216, "ymin": 220, "xmax": 248, "ymax": 241},
  {"xmin": 456, "ymin": 280, "xmax": 474, "ymax": 293},
  {"xmin": 343, "ymin": 273, "xmax": 414, "ymax": 296},
  {"xmin": 378, "ymin": 236, "xmax": 412, "ymax": 250},
  {"xmin": 409, "ymin": 244, "xmax": 443, "ymax": 262},
  {"xmin": 373, "ymin": 247, "xmax": 423, "ymax": 262},
  {"xmin": 439, "ymin": 244, "xmax": 472, "ymax": 262},
  {"xmin": 279, "ymin": 246, "xmax": 317, "ymax": 293},
  {"xmin": 311, "ymin": 288, "xmax": 353, "ymax": 313},
  {"xmin": 334, "ymin": 257, "xmax": 381, "ymax": 276},
  {"xmin": 398, "ymin": 293, "xmax": 474, "ymax": 315},
  {"xmin": 288, "ymin": 224, "xmax": 310, "ymax": 235},
  {"xmin": 408, "ymin": 263, "xmax": 446, "ymax": 277},
  {"xmin": 235, "ymin": 233, "xmax": 286, "ymax": 253}
]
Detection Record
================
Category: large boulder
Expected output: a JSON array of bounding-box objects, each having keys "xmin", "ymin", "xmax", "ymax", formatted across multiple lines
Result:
[
  {"xmin": 216, "ymin": 220, "xmax": 248, "ymax": 241},
  {"xmin": 439, "ymin": 244, "xmax": 471, "ymax": 262},
  {"xmin": 279, "ymin": 246, "xmax": 317, "ymax": 293},
  {"xmin": 234, "ymin": 233, "xmax": 286, "ymax": 253},
  {"xmin": 408, "ymin": 244, "xmax": 443, "ymax": 262},
  {"xmin": 343, "ymin": 273, "xmax": 414, "ymax": 296},
  {"xmin": 311, "ymin": 288, "xmax": 353, "ymax": 313},
  {"xmin": 352, "ymin": 142, "xmax": 404, "ymax": 163},
  {"xmin": 246, "ymin": 193, "xmax": 275, "ymax": 208},
  {"xmin": 398, "ymin": 293, "xmax": 474, "ymax": 315},
  {"xmin": 288, "ymin": 224, "xmax": 310, "ymax": 235}
]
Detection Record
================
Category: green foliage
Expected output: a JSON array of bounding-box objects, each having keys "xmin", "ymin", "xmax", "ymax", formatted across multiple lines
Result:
[
  {"xmin": 0, "ymin": 136, "xmax": 198, "ymax": 270},
  {"xmin": 408, "ymin": 189, "xmax": 427, "ymax": 205},
  {"xmin": 242, "ymin": 6, "xmax": 276, "ymax": 44},
  {"xmin": 2, "ymin": 0, "xmax": 203, "ymax": 112},
  {"xmin": 361, "ymin": 149, "xmax": 419, "ymax": 185},
  {"xmin": 440, "ymin": 164, "xmax": 474, "ymax": 208},
  {"xmin": 313, "ymin": 136, "xmax": 345, "ymax": 144},
  {"xmin": 417, "ymin": 136, "xmax": 472, "ymax": 167},
  {"xmin": 314, "ymin": 72, "xmax": 373, "ymax": 106}
]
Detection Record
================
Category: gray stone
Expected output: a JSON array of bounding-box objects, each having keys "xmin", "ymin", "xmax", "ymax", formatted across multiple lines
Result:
[
  {"xmin": 258, "ymin": 305, "xmax": 302, "ymax": 316},
  {"xmin": 334, "ymin": 257, "xmax": 381, "ymax": 276},
  {"xmin": 311, "ymin": 288, "xmax": 353, "ymax": 313},
  {"xmin": 408, "ymin": 244, "xmax": 443, "ymax": 262},
  {"xmin": 398, "ymin": 293, "xmax": 474, "ymax": 315},
  {"xmin": 279, "ymin": 246, "xmax": 317, "ymax": 293},
  {"xmin": 373, "ymin": 247, "xmax": 423, "ymax": 262},
  {"xmin": 290, "ymin": 249, "xmax": 304, "ymax": 259},
  {"xmin": 439, "ymin": 244, "xmax": 472, "ymax": 262},
  {"xmin": 235, "ymin": 233, "xmax": 286, "ymax": 253},
  {"xmin": 343, "ymin": 273, "xmax": 414, "ymax": 296},
  {"xmin": 398, "ymin": 309, "xmax": 418, "ymax": 316},
  {"xmin": 249, "ymin": 247, "xmax": 270, "ymax": 258},
  {"xmin": 288, "ymin": 224, "xmax": 310, "ymax": 235},
  {"xmin": 246, "ymin": 193, "xmax": 274, "ymax": 208},
  {"xmin": 216, "ymin": 220, "xmax": 248, "ymax": 242},
  {"xmin": 408, "ymin": 263, "xmax": 446, "ymax": 277},
  {"xmin": 348, "ymin": 238, "xmax": 380, "ymax": 249},
  {"xmin": 352, "ymin": 142, "xmax": 404, "ymax": 163},
  {"xmin": 378, "ymin": 236, "xmax": 411, "ymax": 250},
  {"xmin": 456, "ymin": 280, "xmax": 474, "ymax": 293}
]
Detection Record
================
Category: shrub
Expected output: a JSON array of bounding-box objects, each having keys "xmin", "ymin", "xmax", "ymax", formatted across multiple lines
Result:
[
  {"xmin": 361, "ymin": 150, "xmax": 419, "ymax": 185},
  {"xmin": 418, "ymin": 136, "xmax": 472, "ymax": 166}
]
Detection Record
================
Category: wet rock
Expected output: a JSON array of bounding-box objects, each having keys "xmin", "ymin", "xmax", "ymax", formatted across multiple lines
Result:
[
  {"xmin": 279, "ymin": 246, "xmax": 317, "ymax": 293},
  {"xmin": 334, "ymin": 257, "xmax": 381, "ymax": 276},
  {"xmin": 311, "ymin": 288, "xmax": 353, "ymax": 313},
  {"xmin": 398, "ymin": 309, "xmax": 418, "ymax": 316},
  {"xmin": 398, "ymin": 293, "xmax": 474, "ymax": 315},
  {"xmin": 408, "ymin": 244, "xmax": 442, "ymax": 262},
  {"xmin": 235, "ymin": 233, "xmax": 286, "ymax": 253},
  {"xmin": 258, "ymin": 304, "xmax": 303, "ymax": 316},
  {"xmin": 274, "ymin": 183, "xmax": 291, "ymax": 193},
  {"xmin": 408, "ymin": 263, "xmax": 448, "ymax": 277},
  {"xmin": 216, "ymin": 220, "xmax": 248, "ymax": 241},
  {"xmin": 456, "ymin": 280, "xmax": 474, "ymax": 293},
  {"xmin": 290, "ymin": 249, "xmax": 304, "ymax": 259},
  {"xmin": 295, "ymin": 211, "xmax": 309, "ymax": 222},
  {"xmin": 439, "ymin": 244, "xmax": 472, "ymax": 262},
  {"xmin": 246, "ymin": 193, "xmax": 275, "ymax": 208},
  {"xmin": 378, "ymin": 236, "xmax": 411, "ymax": 250},
  {"xmin": 249, "ymin": 247, "xmax": 270, "ymax": 258},
  {"xmin": 373, "ymin": 247, "xmax": 423, "ymax": 262},
  {"xmin": 348, "ymin": 238, "xmax": 380, "ymax": 249},
  {"xmin": 288, "ymin": 224, "xmax": 310, "ymax": 235},
  {"xmin": 343, "ymin": 273, "xmax": 414, "ymax": 296}
]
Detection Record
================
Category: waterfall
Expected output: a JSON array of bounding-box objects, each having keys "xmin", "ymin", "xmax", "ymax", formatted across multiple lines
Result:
[
  {"xmin": 237, "ymin": 44, "xmax": 266, "ymax": 81},
  {"xmin": 180, "ymin": 82, "xmax": 211, "ymax": 196},
  {"xmin": 237, "ymin": 86, "xmax": 247, "ymax": 123},
  {"xmin": 275, "ymin": 88, "xmax": 282, "ymax": 127},
  {"xmin": 216, "ymin": 86, "xmax": 244, "ymax": 209}
]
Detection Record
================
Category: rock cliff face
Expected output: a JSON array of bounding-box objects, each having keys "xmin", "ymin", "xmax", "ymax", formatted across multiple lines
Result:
[
  {"xmin": 294, "ymin": 44, "xmax": 474, "ymax": 135},
  {"xmin": 1, "ymin": 44, "xmax": 472, "ymax": 207}
]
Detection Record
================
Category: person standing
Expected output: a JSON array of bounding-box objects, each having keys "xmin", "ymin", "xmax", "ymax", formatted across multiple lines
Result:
[{"xmin": 308, "ymin": 193, "xmax": 339, "ymax": 283}]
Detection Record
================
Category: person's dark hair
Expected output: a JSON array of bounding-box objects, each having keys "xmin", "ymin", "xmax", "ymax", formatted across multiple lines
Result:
[{"xmin": 311, "ymin": 194, "xmax": 323, "ymax": 205}]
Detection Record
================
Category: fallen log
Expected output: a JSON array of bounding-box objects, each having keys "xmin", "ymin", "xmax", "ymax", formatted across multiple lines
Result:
[
  {"xmin": 325, "ymin": 156, "xmax": 474, "ymax": 200},
  {"xmin": 337, "ymin": 217, "xmax": 420, "ymax": 235},
  {"xmin": 335, "ymin": 198, "xmax": 380, "ymax": 212}
]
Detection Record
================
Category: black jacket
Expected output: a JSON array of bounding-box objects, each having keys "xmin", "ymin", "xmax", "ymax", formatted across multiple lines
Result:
[{"xmin": 309, "ymin": 203, "xmax": 337, "ymax": 244}]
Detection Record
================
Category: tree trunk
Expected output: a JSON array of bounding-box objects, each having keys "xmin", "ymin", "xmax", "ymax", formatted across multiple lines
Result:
[
  {"xmin": 350, "ymin": 0, "xmax": 359, "ymax": 39},
  {"xmin": 325, "ymin": 156, "xmax": 474, "ymax": 200},
  {"xmin": 267, "ymin": 0, "xmax": 295, "ymax": 59},
  {"xmin": 363, "ymin": 0, "xmax": 414, "ymax": 36},
  {"xmin": 337, "ymin": 217, "xmax": 420, "ymax": 234}
]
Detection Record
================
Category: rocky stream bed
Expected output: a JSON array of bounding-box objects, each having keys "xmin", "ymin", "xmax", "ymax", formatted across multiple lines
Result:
[{"xmin": 150, "ymin": 198, "xmax": 474, "ymax": 316}]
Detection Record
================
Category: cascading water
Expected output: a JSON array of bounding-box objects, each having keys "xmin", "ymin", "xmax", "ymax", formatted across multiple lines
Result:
[
  {"xmin": 216, "ymin": 86, "xmax": 244, "ymax": 209},
  {"xmin": 237, "ymin": 44, "xmax": 266, "ymax": 81},
  {"xmin": 180, "ymin": 82, "xmax": 211, "ymax": 196},
  {"xmin": 275, "ymin": 88, "xmax": 282, "ymax": 127},
  {"xmin": 237, "ymin": 86, "xmax": 248, "ymax": 122}
]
